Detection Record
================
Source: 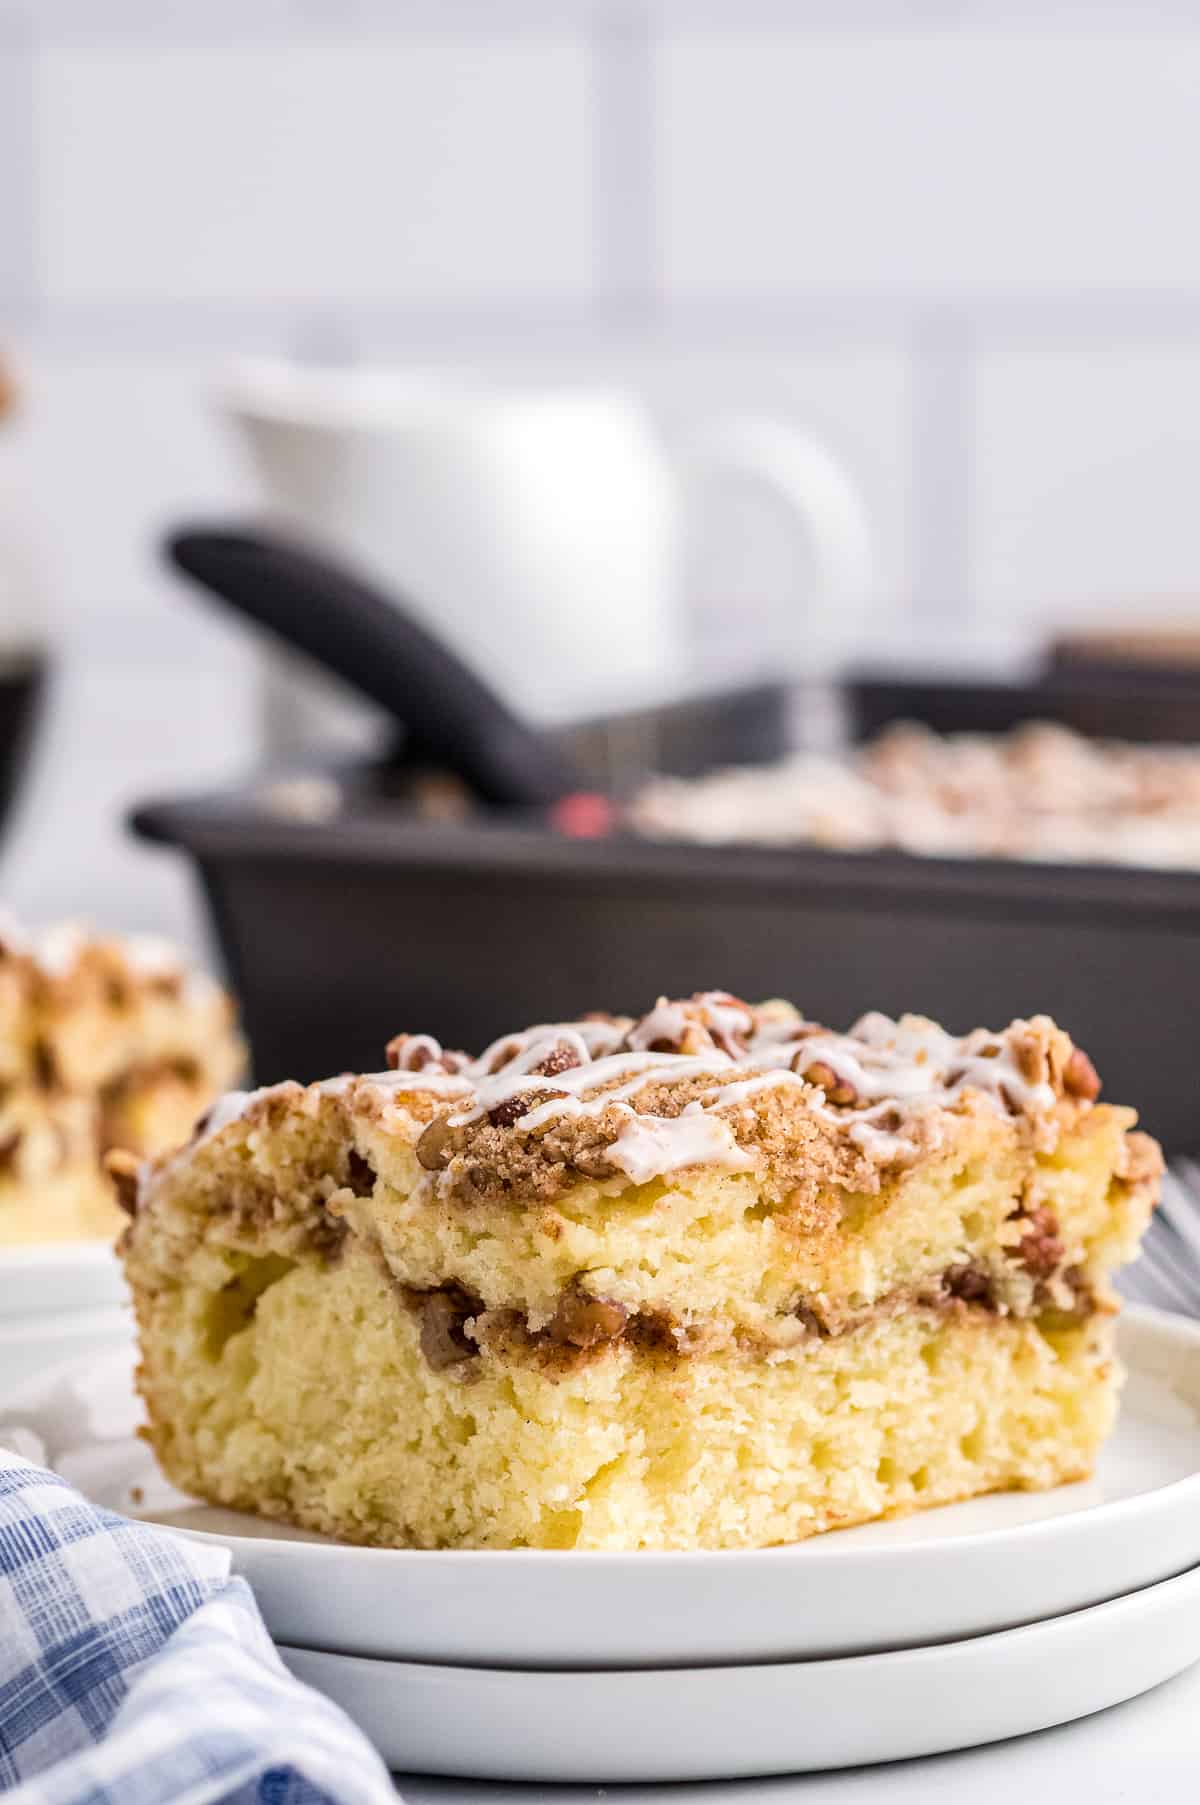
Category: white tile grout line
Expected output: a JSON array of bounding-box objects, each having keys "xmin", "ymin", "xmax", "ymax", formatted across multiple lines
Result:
[
  {"xmin": 0, "ymin": 12, "xmax": 36, "ymax": 325},
  {"xmin": 590, "ymin": 1, "xmax": 658, "ymax": 321},
  {"xmin": 24, "ymin": 295, "xmax": 1200, "ymax": 353},
  {"xmin": 17, "ymin": 0, "xmax": 1200, "ymax": 40}
]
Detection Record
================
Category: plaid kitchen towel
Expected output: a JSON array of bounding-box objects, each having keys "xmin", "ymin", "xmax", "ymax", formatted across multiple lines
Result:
[{"xmin": 0, "ymin": 1452, "xmax": 395, "ymax": 1804}]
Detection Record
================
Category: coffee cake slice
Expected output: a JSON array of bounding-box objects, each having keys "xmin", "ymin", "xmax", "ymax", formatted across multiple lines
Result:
[
  {"xmin": 118, "ymin": 993, "xmax": 1159, "ymax": 1550},
  {"xmin": 0, "ymin": 920, "xmax": 244, "ymax": 1243}
]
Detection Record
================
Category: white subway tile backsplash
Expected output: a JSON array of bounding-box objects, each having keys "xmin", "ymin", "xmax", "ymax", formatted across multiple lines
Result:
[
  {"xmin": 0, "ymin": 49, "xmax": 31, "ymax": 305},
  {"xmin": 658, "ymin": 31, "xmax": 1200, "ymax": 296},
  {"xmin": 5, "ymin": 349, "xmax": 261, "ymax": 941},
  {"xmin": 18, "ymin": 349, "xmax": 248, "ymax": 623},
  {"xmin": 973, "ymin": 345, "xmax": 1200, "ymax": 626},
  {"xmin": 36, "ymin": 37, "xmax": 595, "ymax": 305}
]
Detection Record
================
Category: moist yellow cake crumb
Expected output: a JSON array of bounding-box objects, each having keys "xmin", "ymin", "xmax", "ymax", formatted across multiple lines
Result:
[{"xmin": 120, "ymin": 990, "xmax": 1159, "ymax": 1550}]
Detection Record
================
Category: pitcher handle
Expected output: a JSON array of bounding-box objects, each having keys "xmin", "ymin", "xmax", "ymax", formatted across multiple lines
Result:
[{"xmin": 679, "ymin": 417, "xmax": 873, "ymax": 668}]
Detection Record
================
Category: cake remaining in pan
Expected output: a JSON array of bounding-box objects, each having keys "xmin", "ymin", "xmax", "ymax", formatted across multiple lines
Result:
[
  {"xmin": 634, "ymin": 720, "xmax": 1200, "ymax": 868},
  {"xmin": 118, "ymin": 992, "xmax": 1159, "ymax": 1550},
  {"xmin": 0, "ymin": 919, "xmax": 244, "ymax": 1243}
]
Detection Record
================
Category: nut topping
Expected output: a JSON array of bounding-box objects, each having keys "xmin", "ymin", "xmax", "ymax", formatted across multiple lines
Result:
[
  {"xmin": 547, "ymin": 1286, "xmax": 629, "ymax": 1349},
  {"xmin": 1014, "ymin": 1204, "xmax": 1065, "ymax": 1279},
  {"xmin": 1062, "ymin": 1047, "xmax": 1101, "ymax": 1102},
  {"xmin": 415, "ymin": 1115, "xmax": 454, "ymax": 1171},
  {"xmin": 529, "ymin": 1042, "xmax": 583, "ymax": 1078},
  {"xmin": 386, "ymin": 1033, "xmax": 469, "ymax": 1075},
  {"xmin": 798, "ymin": 1058, "xmax": 858, "ymax": 1106},
  {"xmin": 1012, "ymin": 1035, "xmax": 1049, "ymax": 1087},
  {"xmin": 943, "ymin": 1264, "xmax": 997, "ymax": 1309},
  {"xmin": 105, "ymin": 1148, "xmax": 142, "ymax": 1216},
  {"xmin": 416, "ymin": 1287, "xmax": 481, "ymax": 1370},
  {"xmin": 488, "ymin": 1088, "xmax": 568, "ymax": 1129}
]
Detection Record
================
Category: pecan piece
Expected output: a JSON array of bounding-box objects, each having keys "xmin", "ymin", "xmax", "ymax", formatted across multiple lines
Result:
[
  {"xmin": 798, "ymin": 1058, "xmax": 858, "ymax": 1106},
  {"xmin": 644, "ymin": 1023, "xmax": 716, "ymax": 1056},
  {"xmin": 529, "ymin": 1041, "xmax": 582, "ymax": 1078},
  {"xmin": 694, "ymin": 990, "xmax": 755, "ymax": 1057},
  {"xmin": 548, "ymin": 1286, "xmax": 628, "ymax": 1349},
  {"xmin": 1015, "ymin": 1205, "xmax": 1065, "ymax": 1279},
  {"xmin": 1062, "ymin": 1047, "xmax": 1101, "ymax": 1102},
  {"xmin": 415, "ymin": 1114, "xmax": 454, "ymax": 1171},
  {"xmin": 105, "ymin": 1148, "xmax": 142, "ymax": 1217},
  {"xmin": 386, "ymin": 1033, "xmax": 468, "ymax": 1074},
  {"xmin": 1012, "ymin": 1035, "xmax": 1049, "ymax": 1087},
  {"xmin": 488, "ymin": 1088, "xmax": 567, "ymax": 1129},
  {"xmin": 417, "ymin": 1286, "xmax": 482, "ymax": 1371},
  {"xmin": 793, "ymin": 1301, "xmax": 828, "ymax": 1337},
  {"xmin": 944, "ymin": 1264, "xmax": 997, "ymax": 1310}
]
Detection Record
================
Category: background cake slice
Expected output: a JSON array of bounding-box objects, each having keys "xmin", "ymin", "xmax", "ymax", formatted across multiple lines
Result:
[
  {"xmin": 0, "ymin": 919, "xmax": 244, "ymax": 1243},
  {"xmin": 119, "ymin": 992, "xmax": 1158, "ymax": 1550}
]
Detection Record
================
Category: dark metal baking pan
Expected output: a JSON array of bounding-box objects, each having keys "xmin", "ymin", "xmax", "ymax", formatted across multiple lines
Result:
[{"xmin": 847, "ymin": 668, "xmax": 1200, "ymax": 743}]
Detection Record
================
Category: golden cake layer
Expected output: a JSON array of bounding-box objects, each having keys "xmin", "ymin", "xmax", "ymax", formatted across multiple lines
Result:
[
  {"xmin": 0, "ymin": 919, "xmax": 244, "ymax": 1244},
  {"xmin": 119, "ymin": 992, "xmax": 1159, "ymax": 1550}
]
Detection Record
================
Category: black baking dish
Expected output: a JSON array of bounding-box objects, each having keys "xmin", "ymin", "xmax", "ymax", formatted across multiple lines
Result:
[{"xmin": 846, "ymin": 667, "xmax": 1200, "ymax": 743}]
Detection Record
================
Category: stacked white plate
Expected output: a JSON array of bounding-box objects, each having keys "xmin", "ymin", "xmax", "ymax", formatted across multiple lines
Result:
[
  {"xmin": 4, "ymin": 1308, "xmax": 1200, "ymax": 1781},
  {"xmin": 0, "ymin": 1242, "xmax": 130, "ymax": 1390}
]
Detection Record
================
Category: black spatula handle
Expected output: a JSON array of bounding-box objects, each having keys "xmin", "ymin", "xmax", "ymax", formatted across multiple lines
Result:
[{"xmin": 167, "ymin": 525, "xmax": 583, "ymax": 807}]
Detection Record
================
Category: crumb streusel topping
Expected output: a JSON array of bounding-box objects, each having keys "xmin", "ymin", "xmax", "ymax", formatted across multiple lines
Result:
[
  {"xmin": 159, "ymin": 992, "xmax": 1103, "ymax": 1207},
  {"xmin": 632, "ymin": 721, "xmax": 1200, "ymax": 869}
]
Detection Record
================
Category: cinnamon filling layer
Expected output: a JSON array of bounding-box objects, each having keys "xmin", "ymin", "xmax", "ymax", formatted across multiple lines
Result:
[{"xmin": 405, "ymin": 1260, "xmax": 1100, "ymax": 1376}]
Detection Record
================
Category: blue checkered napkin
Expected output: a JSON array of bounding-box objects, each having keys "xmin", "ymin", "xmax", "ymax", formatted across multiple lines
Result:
[{"xmin": 0, "ymin": 1453, "xmax": 395, "ymax": 1804}]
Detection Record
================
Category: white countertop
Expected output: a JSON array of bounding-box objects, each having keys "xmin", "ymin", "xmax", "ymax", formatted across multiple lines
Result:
[{"xmin": 395, "ymin": 1653, "xmax": 1200, "ymax": 1801}]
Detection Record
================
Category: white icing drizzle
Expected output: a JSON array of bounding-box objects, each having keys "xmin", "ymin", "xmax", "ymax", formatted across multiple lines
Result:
[
  {"xmin": 607, "ymin": 1104, "xmax": 757, "ymax": 1184},
  {"xmin": 698, "ymin": 1070, "xmax": 803, "ymax": 1108},
  {"xmin": 121, "ymin": 932, "xmax": 185, "ymax": 979},
  {"xmin": 32, "ymin": 920, "xmax": 89, "ymax": 977},
  {"xmin": 434, "ymin": 998, "xmax": 1068, "ymax": 1179},
  {"xmin": 455, "ymin": 1050, "xmax": 735, "ymax": 1132},
  {"xmin": 194, "ymin": 1088, "xmax": 266, "ymax": 1143},
  {"xmin": 358, "ymin": 1067, "xmax": 469, "ymax": 1092},
  {"xmin": 474, "ymin": 1018, "xmax": 628, "ymax": 1071},
  {"xmin": 172, "ymin": 994, "xmax": 1077, "ymax": 1187}
]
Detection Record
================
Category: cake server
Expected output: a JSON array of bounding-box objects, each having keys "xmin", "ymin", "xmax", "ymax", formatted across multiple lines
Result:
[{"xmin": 1119, "ymin": 1165, "xmax": 1200, "ymax": 1317}]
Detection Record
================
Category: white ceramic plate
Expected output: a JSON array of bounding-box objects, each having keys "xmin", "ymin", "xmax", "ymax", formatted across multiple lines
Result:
[
  {"xmin": 4, "ymin": 1307, "xmax": 1200, "ymax": 1668},
  {"xmin": 0, "ymin": 1241, "xmax": 126, "ymax": 1321},
  {"xmin": 279, "ymin": 1561, "xmax": 1200, "ymax": 1781},
  {"xmin": 0, "ymin": 1308, "xmax": 131, "ymax": 1397}
]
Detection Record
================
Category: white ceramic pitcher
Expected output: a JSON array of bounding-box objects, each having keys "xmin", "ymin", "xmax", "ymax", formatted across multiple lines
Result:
[{"xmin": 224, "ymin": 360, "xmax": 873, "ymax": 754}]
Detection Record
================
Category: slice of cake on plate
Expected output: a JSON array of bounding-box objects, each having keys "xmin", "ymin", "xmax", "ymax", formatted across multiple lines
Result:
[
  {"xmin": 117, "ymin": 992, "xmax": 1159, "ymax": 1550},
  {"xmin": 0, "ymin": 919, "xmax": 244, "ymax": 1243}
]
